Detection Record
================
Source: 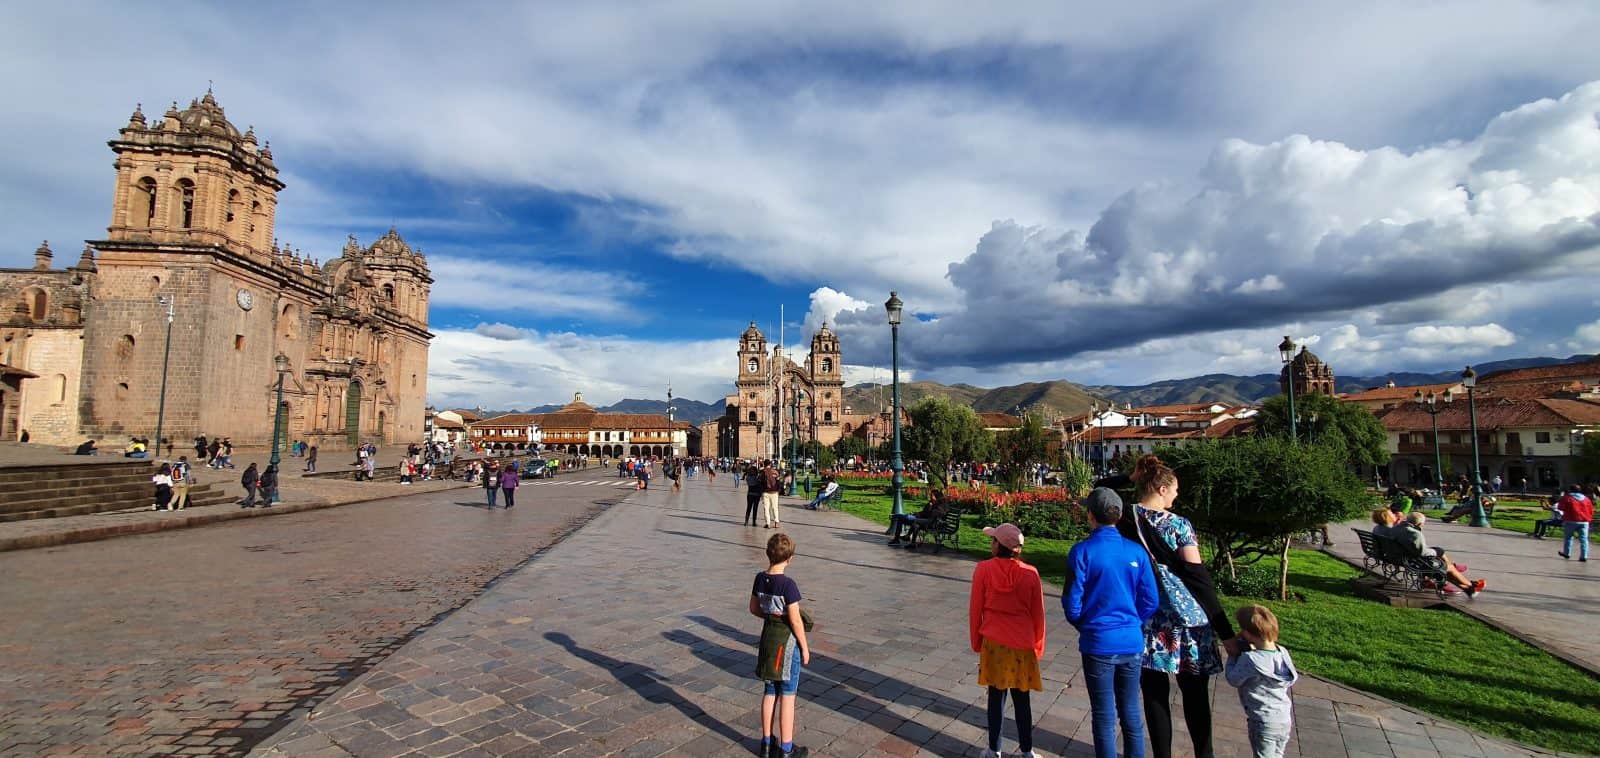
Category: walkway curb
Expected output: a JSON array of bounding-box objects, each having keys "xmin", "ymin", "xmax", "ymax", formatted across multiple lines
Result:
[{"xmin": 0, "ymin": 484, "xmax": 476, "ymax": 554}]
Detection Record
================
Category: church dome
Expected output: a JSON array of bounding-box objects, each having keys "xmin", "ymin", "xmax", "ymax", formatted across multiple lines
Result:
[
  {"xmin": 369, "ymin": 228, "xmax": 417, "ymax": 257},
  {"xmin": 742, "ymin": 321, "xmax": 765, "ymax": 341},
  {"xmin": 176, "ymin": 91, "xmax": 241, "ymax": 139}
]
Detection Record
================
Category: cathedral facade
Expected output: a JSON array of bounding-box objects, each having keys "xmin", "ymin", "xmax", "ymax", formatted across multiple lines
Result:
[
  {"xmin": 708, "ymin": 322, "xmax": 844, "ymax": 459},
  {"xmin": 0, "ymin": 92, "xmax": 432, "ymax": 448}
]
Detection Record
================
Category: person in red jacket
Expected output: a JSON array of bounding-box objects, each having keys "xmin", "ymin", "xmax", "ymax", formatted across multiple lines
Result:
[
  {"xmin": 969, "ymin": 522, "xmax": 1046, "ymax": 758},
  {"xmin": 1557, "ymin": 483, "xmax": 1593, "ymax": 562}
]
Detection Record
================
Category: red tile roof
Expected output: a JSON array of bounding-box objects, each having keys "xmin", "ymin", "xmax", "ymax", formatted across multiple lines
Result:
[
  {"xmin": 1132, "ymin": 402, "xmax": 1226, "ymax": 415},
  {"xmin": 1340, "ymin": 382, "xmax": 1459, "ymax": 404},
  {"xmin": 1479, "ymin": 358, "xmax": 1600, "ymax": 386},
  {"xmin": 978, "ymin": 412, "xmax": 1022, "ymax": 428},
  {"xmin": 1379, "ymin": 397, "xmax": 1600, "ymax": 431}
]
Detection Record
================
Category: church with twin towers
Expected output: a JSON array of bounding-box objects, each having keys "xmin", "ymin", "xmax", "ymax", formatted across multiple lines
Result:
[{"xmin": 705, "ymin": 321, "xmax": 845, "ymax": 460}]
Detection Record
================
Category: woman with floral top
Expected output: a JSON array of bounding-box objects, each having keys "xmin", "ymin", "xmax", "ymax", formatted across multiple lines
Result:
[{"xmin": 1117, "ymin": 455, "xmax": 1236, "ymax": 758}]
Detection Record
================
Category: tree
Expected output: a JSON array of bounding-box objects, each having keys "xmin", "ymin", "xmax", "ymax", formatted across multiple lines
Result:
[
  {"xmin": 997, "ymin": 414, "xmax": 1049, "ymax": 491},
  {"xmin": 1574, "ymin": 433, "xmax": 1600, "ymax": 482},
  {"xmin": 1057, "ymin": 455, "xmax": 1094, "ymax": 497},
  {"xmin": 1159, "ymin": 436, "xmax": 1370, "ymax": 599},
  {"xmin": 832, "ymin": 435, "xmax": 870, "ymax": 463},
  {"xmin": 903, "ymin": 396, "xmax": 996, "ymax": 487},
  {"xmin": 1256, "ymin": 392, "xmax": 1390, "ymax": 470}
]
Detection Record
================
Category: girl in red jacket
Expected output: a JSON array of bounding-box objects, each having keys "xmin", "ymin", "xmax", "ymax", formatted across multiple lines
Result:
[{"xmin": 969, "ymin": 522, "xmax": 1046, "ymax": 758}]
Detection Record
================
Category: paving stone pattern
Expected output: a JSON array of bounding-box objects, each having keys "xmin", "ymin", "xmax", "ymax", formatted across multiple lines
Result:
[
  {"xmin": 256, "ymin": 479, "xmax": 1551, "ymax": 757},
  {"xmin": 0, "ymin": 483, "xmax": 622, "ymax": 756}
]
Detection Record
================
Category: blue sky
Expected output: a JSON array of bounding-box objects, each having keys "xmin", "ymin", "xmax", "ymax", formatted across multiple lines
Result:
[{"xmin": 4, "ymin": 2, "xmax": 1600, "ymax": 408}]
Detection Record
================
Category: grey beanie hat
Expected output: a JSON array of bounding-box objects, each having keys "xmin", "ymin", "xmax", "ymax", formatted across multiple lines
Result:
[{"xmin": 1084, "ymin": 486, "xmax": 1124, "ymax": 523}]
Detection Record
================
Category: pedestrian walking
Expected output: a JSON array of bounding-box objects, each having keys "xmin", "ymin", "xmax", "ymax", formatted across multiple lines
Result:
[
  {"xmin": 745, "ymin": 462, "xmax": 764, "ymax": 526},
  {"xmin": 969, "ymin": 523, "xmax": 1045, "ymax": 758},
  {"xmin": 305, "ymin": 445, "xmax": 318, "ymax": 473},
  {"xmin": 500, "ymin": 464, "xmax": 520, "ymax": 508},
  {"xmin": 363, "ymin": 452, "xmax": 376, "ymax": 482},
  {"xmin": 1557, "ymin": 483, "xmax": 1592, "ymax": 561},
  {"xmin": 207, "ymin": 438, "xmax": 221, "ymax": 468},
  {"xmin": 1065, "ymin": 488, "xmax": 1158, "ymax": 758},
  {"xmin": 1224, "ymin": 606, "xmax": 1300, "ymax": 758},
  {"xmin": 484, "ymin": 462, "xmax": 501, "ymax": 508},
  {"xmin": 761, "ymin": 461, "xmax": 782, "ymax": 528},
  {"xmin": 1119, "ymin": 455, "xmax": 1235, "ymax": 758},
  {"xmin": 239, "ymin": 463, "xmax": 260, "ymax": 508},
  {"xmin": 259, "ymin": 463, "xmax": 279, "ymax": 506}
]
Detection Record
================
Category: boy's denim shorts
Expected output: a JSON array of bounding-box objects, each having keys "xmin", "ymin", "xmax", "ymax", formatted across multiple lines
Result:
[{"xmin": 763, "ymin": 644, "xmax": 802, "ymax": 697}]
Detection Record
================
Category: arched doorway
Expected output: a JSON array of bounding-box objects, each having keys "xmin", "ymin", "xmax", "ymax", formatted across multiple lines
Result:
[
  {"xmin": 629, "ymin": 445, "xmax": 639, "ymax": 456},
  {"xmin": 344, "ymin": 382, "xmax": 362, "ymax": 446}
]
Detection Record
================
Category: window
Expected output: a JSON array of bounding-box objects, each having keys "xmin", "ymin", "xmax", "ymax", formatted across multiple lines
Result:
[
  {"xmin": 116, "ymin": 334, "xmax": 136, "ymax": 360},
  {"xmin": 1536, "ymin": 431, "xmax": 1551, "ymax": 444},
  {"xmin": 134, "ymin": 177, "xmax": 158, "ymax": 227},
  {"xmin": 116, "ymin": 382, "xmax": 129, "ymax": 399},
  {"xmin": 25, "ymin": 288, "xmax": 46, "ymax": 321},
  {"xmin": 176, "ymin": 179, "xmax": 195, "ymax": 228},
  {"xmin": 226, "ymin": 189, "xmax": 240, "ymax": 224},
  {"xmin": 52, "ymin": 373, "xmax": 66, "ymax": 403},
  {"xmin": 821, "ymin": 358, "xmax": 833, "ymax": 373},
  {"xmin": 823, "ymin": 411, "xmax": 833, "ymax": 422},
  {"xmin": 234, "ymin": 335, "xmax": 245, "ymax": 351},
  {"xmin": 748, "ymin": 411, "xmax": 757, "ymax": 422},
  {"xmin": 382, "ymin": 284, "xmax": 395, "ymax": 302},
  {"xmin": 747, "ymin": 358, "xmax": 758, "ymax": 374}
]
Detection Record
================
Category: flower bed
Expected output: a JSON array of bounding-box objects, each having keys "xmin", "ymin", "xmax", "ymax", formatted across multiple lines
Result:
[{"xmin": 839, "ymin": 477, "xmax": 1087, "ymax": 541}]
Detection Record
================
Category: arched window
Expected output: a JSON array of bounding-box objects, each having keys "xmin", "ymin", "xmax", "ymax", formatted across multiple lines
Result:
[
  {"xmin": 249, "ymin": 201, "xmax": 260, "ymax": 235},
  {"xmin": 747, "ymin": 358, "xmax": 758, "ymax": 374},
  {"xmin": 382, "ymin": 284, "xmax": 394, "ymax": 302},
  {"xmin": 133, "ymin": 178, "xmax": 157, "ymax": 227},
  {"xmin": 117, "ymin": 334, "xmax": 136, "ymax": 360},
  {"xmin": 824, "ymin": 411, "xmax": 833, "ymax": 422},
  {"xmin": 53, "ymin": 373, "xmax": 67, "ymax": 403},
  {"xmin": 24, "ymin": 288, "xmax": 46, "ymax": 321},
  {"xmin": 226, "ymin": 189, "xmax": 240, "ymax": 227},
  {"xmin": 821, "ymin": 358, "xmax": 833, "ymax": 373},
  {"xmin": 175, "ymin": 179, "xmax": 195, "ymax": 228},
  {"xmin": 748, "ymin": 411, "xmax": 757, "ymax": 422}
]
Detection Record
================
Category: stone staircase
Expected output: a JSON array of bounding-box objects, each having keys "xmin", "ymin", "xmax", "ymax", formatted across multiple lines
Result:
[{"xmin": 0, "ymin": 460, "xmax": 233, "ymax": 522}]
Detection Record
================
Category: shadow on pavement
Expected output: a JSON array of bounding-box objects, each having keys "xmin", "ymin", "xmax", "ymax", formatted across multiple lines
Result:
[
  {"xmin": 674, "ymin": 615, "xmax": 1091, "ymax": 757},
  {"xmin": 660, "ymin": 530, "xmax": 969, "ymax": 585},
  {"xmin": 543, "ymin": 631, "xmax": 747, "ymax": 748}
]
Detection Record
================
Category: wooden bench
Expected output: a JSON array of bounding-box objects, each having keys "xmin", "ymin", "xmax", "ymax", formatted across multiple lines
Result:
[
  {"xmin": 911, "ymin": 507, "xmax": 964, "ymax": 554},
  {"xmin": 1351, "ymin": 528, "xmax": 1449, "ymax": 599}
]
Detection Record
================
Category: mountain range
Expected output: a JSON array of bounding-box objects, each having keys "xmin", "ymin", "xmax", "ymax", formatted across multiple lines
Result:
[{"xmin": 477, "ymin": 354, "xmax": 1594, "ymax": 426}]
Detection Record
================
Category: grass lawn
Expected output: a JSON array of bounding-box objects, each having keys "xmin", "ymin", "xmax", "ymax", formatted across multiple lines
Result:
[
  {"xmin": 1418, "ymin": 504, "xmax": 1597, "ymax": 543},
  {"xmin": 835, "ymin": 477, "xmax": 1600, "ymax": 755}
]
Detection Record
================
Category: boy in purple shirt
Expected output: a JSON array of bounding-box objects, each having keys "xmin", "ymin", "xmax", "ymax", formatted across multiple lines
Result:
[{"xmin": 750, "ymin": 533, "xmax": 811, "ymax": 757}]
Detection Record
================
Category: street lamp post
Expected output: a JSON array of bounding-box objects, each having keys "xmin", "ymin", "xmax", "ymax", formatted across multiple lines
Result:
[
  {"xmin": 1279, "ymin": 336, "xmax": 1298, "ymax": 444},
  {"xmin": 269, "ymin": 353, "xmax": 290, "ymax": 502},
  {"xmin": 886, "ymin": 291, "xmax": 905, "ymax": 518},
  {"xmin": 153, "ymin": 295, "xmax": 175, "ymax": 461},
  {"xmin": 1462, "ymin": 366, "xmax": 1489, "ymax": 527},
  {"xmin": 1415, "ymin": 389, "xmax": 1452, "ymax": 491},
  {"xmin": 789, "ymin": 388, "xmax": 803, "ymax": 495}
]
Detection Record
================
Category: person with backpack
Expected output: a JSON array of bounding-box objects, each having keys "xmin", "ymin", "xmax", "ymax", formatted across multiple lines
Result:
[
  {"xmin": 744, "ymin": 461, "xmax": 765, "ymax": 526},
  {"xmin": 239, "ymin": 463, "xmax": 260, "ymax": 508},
  {"xmin": 483, "ymin": 461, "xmax": 501, "ymax": 508},
  {"xmin": 151, "ymin": 464, "xmax": 174, "ymax": 511},
  {"xmin": 170, "ymin": 456, "xmax": 193, "ymax": 510},
  {"xmin": 761, "ymin": 460, "xmax": 783, "ymax": 529},
  {"xmin": 259, "ymin": 463, "xmax": 279, "ymax": 507}
]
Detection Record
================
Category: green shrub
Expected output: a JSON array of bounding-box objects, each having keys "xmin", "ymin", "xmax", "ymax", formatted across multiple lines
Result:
[{"xmin": 1217, "ymin": 561, "xmax": 1280, "ymax": 600}]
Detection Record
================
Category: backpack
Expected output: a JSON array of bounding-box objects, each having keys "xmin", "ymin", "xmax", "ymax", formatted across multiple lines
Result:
[{"xmin": 763, "ymin": 468, "xmax": 780, "ymax": 492}]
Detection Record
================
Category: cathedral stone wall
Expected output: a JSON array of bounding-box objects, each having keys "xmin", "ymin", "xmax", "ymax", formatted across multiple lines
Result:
[{"xmin": 0, "ymin": 93, "xmax": 433, "ymax": 449}]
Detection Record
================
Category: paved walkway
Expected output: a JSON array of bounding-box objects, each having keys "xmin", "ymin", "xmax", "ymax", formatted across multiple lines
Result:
[
  {"xmin": 254, "ymin": 478, "xmax": 1550, "ymax": 757},
  {"xmin": 1327, "ymin": 517, "xmax": 1600, "ymax": 676}
]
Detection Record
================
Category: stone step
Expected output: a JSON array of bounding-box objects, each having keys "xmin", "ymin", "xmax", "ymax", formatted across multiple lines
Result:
[
  {"xmin": 0, "ymin": 478, "xmax": 201, "ymax": 515},
  {"xmin": 0, "ymin": 462, "xmax": 155, "ymax": 485},
  {"xmin": 0, "ymin": 484, "xmax": 232, "ymax": 522}
]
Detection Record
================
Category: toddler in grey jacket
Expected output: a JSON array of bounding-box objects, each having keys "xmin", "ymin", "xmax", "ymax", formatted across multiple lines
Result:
[{"xmin": 1225, "ymin": 605, "xmax": 1300, "ymax": 758}]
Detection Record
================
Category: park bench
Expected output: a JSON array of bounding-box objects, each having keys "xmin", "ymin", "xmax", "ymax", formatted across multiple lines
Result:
[
  {"xmin": 1418, "ymin": 495, "xmax": 1445, "ymax": 510},
  {"xmin": 915, "ymin": 506, "xmax": 965, "ymax": 554},
  {"xmin": 1351, "ymin": 528, "xmax": 1449, "ymax": 599}
]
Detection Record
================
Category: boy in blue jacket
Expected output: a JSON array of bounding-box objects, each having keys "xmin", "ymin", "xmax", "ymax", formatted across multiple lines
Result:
[{"xmin": 1065, "ymin": 488, "xmax": 1160, "ymax": 758}]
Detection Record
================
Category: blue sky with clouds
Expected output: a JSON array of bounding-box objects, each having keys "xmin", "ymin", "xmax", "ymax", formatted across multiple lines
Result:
[{"xmin": 4, "ymin": 2, "xmax": 1600, "ymax": 408}]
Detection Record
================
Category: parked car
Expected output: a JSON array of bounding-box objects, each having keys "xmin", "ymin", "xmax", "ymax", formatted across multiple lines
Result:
[{"xmin": 525, "ymin": 458, "xmax": 552, "ymax": 478}]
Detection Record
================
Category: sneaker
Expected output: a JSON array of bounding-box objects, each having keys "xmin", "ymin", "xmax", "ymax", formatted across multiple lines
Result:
[
  {"xmin": 982, "ymin": 750, "xmax": 1001, "ymax": 758},
  {"xmin": 1560, "ymin": 552, "xmax": 1571, "ymax": 559}
]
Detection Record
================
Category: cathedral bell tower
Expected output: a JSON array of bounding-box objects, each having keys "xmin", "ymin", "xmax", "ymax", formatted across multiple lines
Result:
[
  {"xmin": 809, "ymin": 322, "xmax": 844, "ymax": 438},
  {"xmin": 735, "ymin": 322, "xmax": 770, "ymax": 457}
]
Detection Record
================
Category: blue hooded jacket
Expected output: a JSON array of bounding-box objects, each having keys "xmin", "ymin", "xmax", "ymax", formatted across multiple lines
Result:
[{"xmin": 1064, "ymin": 525, "xmax": 1160, "ymax": 655}]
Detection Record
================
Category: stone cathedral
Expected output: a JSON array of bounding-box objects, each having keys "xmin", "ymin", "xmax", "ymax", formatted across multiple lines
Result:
[
  {"xmin": 0, "ymin": 92, "xmax": 432, "ymax": 448},
  {"xmin": 711, "ymin": 321, "xmax": 844, "ymax": 459}
]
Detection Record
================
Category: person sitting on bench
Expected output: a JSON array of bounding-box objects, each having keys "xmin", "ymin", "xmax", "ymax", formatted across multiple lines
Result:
[
  {"xmin": 1394, "ymin": 512, "xmax": 1485, "ymax": 598},
  {"xmin": 893, "ymin": 490, "xmax": 951, "ymax": 549},
  {"xmin": 805, "ymin": 476, "xmax": 839, "ymax": 510}
]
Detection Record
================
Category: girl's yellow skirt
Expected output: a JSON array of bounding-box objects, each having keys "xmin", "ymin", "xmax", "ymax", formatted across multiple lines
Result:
[{"xmin": 977, "ymin": 638, "xmax": 1041, "ymax": 691}]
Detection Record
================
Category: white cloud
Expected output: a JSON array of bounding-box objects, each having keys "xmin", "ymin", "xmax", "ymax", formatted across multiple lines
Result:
[
  {"xmin": 428, "ymin": 256, "xmax": 643, "ymax": 321},
  {"xmin": 1404, "ymin": 323, "xmax": 1517, "ymax": 347},
  {"xmin": 1570, "ymin": 320, "xmax": 1600, "ymax": 349},
  {"xmin": 473, "ymin": 322, "xmax": 529, "ymax": 341},
  {"xmin": 428, "ymin": 328, "xmax": 736, "ymax": 409}
]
